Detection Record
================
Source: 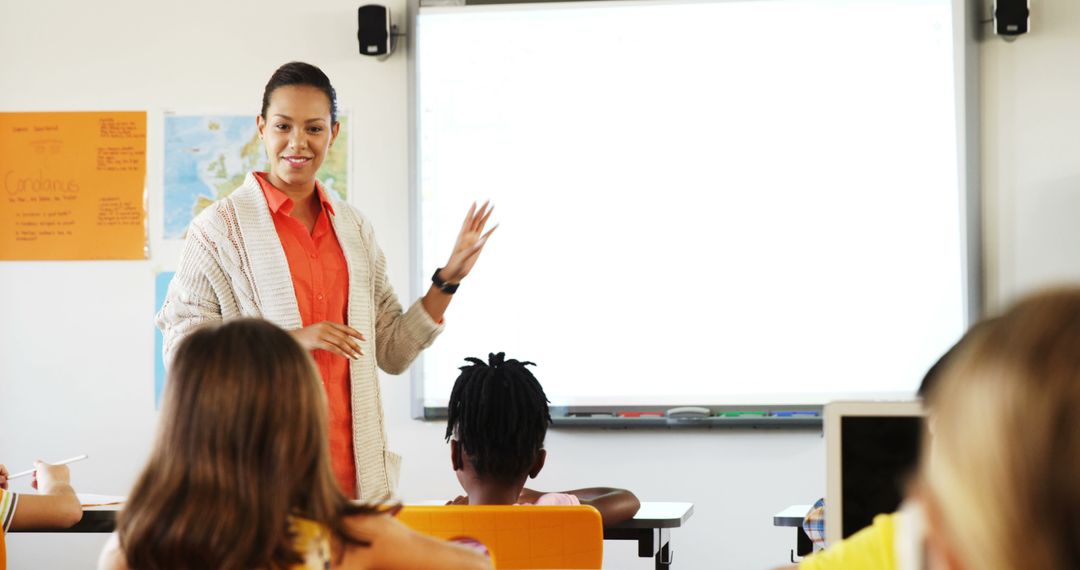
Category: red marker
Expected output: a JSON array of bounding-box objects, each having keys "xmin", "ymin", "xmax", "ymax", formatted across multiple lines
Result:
[{"xmin": 618, "ymin": 411, "xmax": 664, "ymax": 418}]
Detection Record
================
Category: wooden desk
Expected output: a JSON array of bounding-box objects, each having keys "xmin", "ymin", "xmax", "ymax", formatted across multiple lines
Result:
[{"xmin": 19, "ymin": 501, "xmax": 696, "ymax": 570}]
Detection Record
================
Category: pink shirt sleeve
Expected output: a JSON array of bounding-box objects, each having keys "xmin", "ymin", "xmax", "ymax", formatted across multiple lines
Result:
[{"xmin": 532, "ymin": 493, "xmax": 581, "ymax": 506}]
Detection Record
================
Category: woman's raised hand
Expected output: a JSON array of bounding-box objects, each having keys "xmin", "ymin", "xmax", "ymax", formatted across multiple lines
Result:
[
  {"xmin": 440, "ymin": 201, "xmax": 497, "ymax": 283},
  {"xmin": 289, "ymin": 321, "xmax": 365, "ymax": 360}
]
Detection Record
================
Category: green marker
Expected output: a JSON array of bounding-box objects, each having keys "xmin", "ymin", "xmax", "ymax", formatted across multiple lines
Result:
[{"xmin": 718, "ymin": 411, "xmax": 768, "ymax": 417}]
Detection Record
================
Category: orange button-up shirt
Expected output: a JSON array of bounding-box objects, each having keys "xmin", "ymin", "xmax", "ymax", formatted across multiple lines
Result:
[{"xmin": 255, "ymin": 172, "xmax": 357, "ymax": 498}]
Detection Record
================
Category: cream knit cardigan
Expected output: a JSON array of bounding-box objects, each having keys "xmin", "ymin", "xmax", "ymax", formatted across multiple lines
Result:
[{"xmin": 155, "ymin": 173, "xmax": 443, "ymax": 500}]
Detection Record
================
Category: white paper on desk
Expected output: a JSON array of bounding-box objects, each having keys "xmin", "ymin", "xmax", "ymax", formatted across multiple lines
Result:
[{"xmin": 78, "ymin": 493, "xmax": 125, "ymax": 507}]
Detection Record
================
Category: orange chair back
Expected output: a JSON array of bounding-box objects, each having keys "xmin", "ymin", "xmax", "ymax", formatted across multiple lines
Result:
[{"xmin": 397, "ymin": 505, "xmax": 603, "ymax": 569}]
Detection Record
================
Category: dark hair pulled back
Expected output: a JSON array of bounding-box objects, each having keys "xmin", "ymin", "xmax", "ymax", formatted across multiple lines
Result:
[{"xmin": 261, "ymin": 61, "xmax": 338, "ymax": 124}]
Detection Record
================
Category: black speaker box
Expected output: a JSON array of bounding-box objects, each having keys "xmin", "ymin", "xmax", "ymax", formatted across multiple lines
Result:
[
  {"xmin": 358, "ymin": 4, "xmax": 391, "ymax": 56},
  {"xmin": 994, "ymin": 0, "xmax": 1029, "ymax": 37}
]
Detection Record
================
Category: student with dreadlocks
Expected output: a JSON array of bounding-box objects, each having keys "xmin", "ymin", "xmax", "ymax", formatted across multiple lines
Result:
[{"xmin": 444, "ymin": 352, "xmax": 641, "ymax": 524}]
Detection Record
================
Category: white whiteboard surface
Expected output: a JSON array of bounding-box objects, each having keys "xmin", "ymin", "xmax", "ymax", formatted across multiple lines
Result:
[{"xmin": 414, "ymin": 0, "xmax": 972, "ymax": 408}]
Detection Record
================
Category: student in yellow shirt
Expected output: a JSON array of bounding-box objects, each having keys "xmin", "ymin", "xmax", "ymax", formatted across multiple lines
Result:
[
  {"xmin": 798, "ymin": 325, "xmax": 972, "ymax": 556},
  {"xmin": 784, "ymin": 289, "xmax": 1080, "ymax": 570},
  {"xmin": 792, "ymin": 325, "xmax": 977, "ymax": 570}
]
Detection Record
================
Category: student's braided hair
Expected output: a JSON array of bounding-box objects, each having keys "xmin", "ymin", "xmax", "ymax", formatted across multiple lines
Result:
[{"xmin": 445, "ymin": 352, "xmax": 552, "ymax": 483}]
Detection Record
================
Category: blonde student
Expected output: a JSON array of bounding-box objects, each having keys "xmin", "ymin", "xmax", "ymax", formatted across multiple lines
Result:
[
  {"xmin": 913, "ymin": 289, "xmax": 1080, "ymax": 570},
  {"xmin": 99, "ymin": 319, "xmax": 489, "ymax": 570},
  {"xmin": 445, "ymin": 353, "xmax": 640, "ymax": 524}
]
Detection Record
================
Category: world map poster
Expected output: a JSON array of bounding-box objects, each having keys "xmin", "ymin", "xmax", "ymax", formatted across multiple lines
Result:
[{"xmin": 163, "ymin": 114, "xmax": 349, "ymax": 240}]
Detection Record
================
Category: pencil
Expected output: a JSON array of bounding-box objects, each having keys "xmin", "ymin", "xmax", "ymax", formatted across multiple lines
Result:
[{"xmin": 8, "ymin": 454, "xmax": 89, "ymax": 480}]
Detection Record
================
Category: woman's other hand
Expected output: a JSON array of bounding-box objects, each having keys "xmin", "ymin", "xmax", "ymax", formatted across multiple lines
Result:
[
  {"xmin": 441, "ymin": 201, "xmax": 497, "ymax": 283},
  {"xmin": 0, "ymin": 463, "xmax": 9, "ymax": 490},
  {"xmin": 289, "ymin": 321, "xmax": 365, "ymax": 360}
]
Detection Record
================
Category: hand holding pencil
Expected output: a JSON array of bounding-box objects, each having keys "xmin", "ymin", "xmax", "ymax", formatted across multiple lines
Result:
[{"xmin": 7, "ymin": 454, "xmax": 86, "ymax": 493}]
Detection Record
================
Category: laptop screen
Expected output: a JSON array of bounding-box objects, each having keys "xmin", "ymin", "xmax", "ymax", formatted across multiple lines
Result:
[
  {"xmin": 840, "ymin": 415, "xmax": 923, "ymax": 538},
  {"xmin": 825, "ymin": 401, "xmax": 927, "ymax": 544}
]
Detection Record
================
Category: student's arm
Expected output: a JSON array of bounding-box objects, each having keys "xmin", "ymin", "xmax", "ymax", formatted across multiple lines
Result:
[
  {"xmin": 520, "ymin": 487, "xmax": 642, "ymax": 525},
  {"xmin": 338, "ymin": 513, "xmax": 492, "ymax": 570},
  {"xmin": 10, "ymin": 462, "xmax": 82, "ymax": 530}
]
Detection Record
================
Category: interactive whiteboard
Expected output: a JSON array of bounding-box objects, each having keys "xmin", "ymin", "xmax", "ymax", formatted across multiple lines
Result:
[{"xmin": 411, "ymin": 0, "xmax": 979, "ymax": 414}]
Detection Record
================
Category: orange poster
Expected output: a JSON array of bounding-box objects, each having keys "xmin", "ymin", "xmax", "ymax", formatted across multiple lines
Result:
[{"xmin": 1, "ymin": 111, "xmax": 147, "ymax": 260}]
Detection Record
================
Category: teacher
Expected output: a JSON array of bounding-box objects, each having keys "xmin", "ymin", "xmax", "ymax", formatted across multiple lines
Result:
[{"xmin": 156, "ymin": 61, "xmax": 494, "ymax": 500}]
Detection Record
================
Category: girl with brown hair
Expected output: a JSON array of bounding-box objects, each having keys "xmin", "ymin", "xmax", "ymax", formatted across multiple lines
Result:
[{"xmin": 98, "ymin": 319, "xmax": 489, "ymax": 570}]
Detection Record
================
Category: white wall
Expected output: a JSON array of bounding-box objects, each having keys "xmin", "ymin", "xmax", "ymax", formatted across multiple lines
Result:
[
  {"xmin": 1, "ymin": 0, "xmax": 1078, "ymax": 569},
  {"xmin": 980, "ymin": 0, "xmax": 1080, "ymax": 310}
]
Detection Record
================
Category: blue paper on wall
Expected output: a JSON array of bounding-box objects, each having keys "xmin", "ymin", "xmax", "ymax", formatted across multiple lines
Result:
[{"xmin": 154, "ymin": 271, "xmax": 175, "ymax": 408}]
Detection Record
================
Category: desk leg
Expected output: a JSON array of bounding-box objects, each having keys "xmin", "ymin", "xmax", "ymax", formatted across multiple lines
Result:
[
  {"xmin": 655, "ymin": 528, "xmax": 672, "ymax": 570},
  {"xmin": 604, "ymin": 527, "xmax": 676, "ymax": 568},
  {"xmin": 797, "ymin": 527, "xmax": 813, "ymax": 556}
]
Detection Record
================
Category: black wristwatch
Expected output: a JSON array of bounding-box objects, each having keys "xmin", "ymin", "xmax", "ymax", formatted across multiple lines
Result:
[{"xmin": 432, "ymin": 267, "xmax": 460, "ymax": 294}]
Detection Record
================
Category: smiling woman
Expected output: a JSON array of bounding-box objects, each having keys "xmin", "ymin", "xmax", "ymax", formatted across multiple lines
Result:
[
  {"xmin": 257, "ymin": 82, "xmax": 340, "ymax": 233},
  {"xmin": 155, "ymin": 61, "xmax": 497, "ymax": 501}
]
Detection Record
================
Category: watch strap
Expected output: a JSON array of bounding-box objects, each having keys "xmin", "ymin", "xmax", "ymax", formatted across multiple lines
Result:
[{"xmin": 432, "ymin": 267, "xmax": 460, "ymax": 294}]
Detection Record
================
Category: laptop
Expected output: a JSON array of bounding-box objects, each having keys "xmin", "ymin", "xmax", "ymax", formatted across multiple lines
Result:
[{"xmin": 824, "ymin": 401, "xmax": 925, "ymax": 546}]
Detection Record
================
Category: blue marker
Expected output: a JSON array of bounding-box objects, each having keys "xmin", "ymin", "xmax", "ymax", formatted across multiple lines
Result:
[{"xmin": 772, "ymin": 410, "xmax": 819, "ymax": 417}]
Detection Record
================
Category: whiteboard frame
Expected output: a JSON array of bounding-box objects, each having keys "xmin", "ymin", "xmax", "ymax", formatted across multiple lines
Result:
[{"xmin": 406, "ymin": 0, "xmax": 982, "ymax": 421}]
